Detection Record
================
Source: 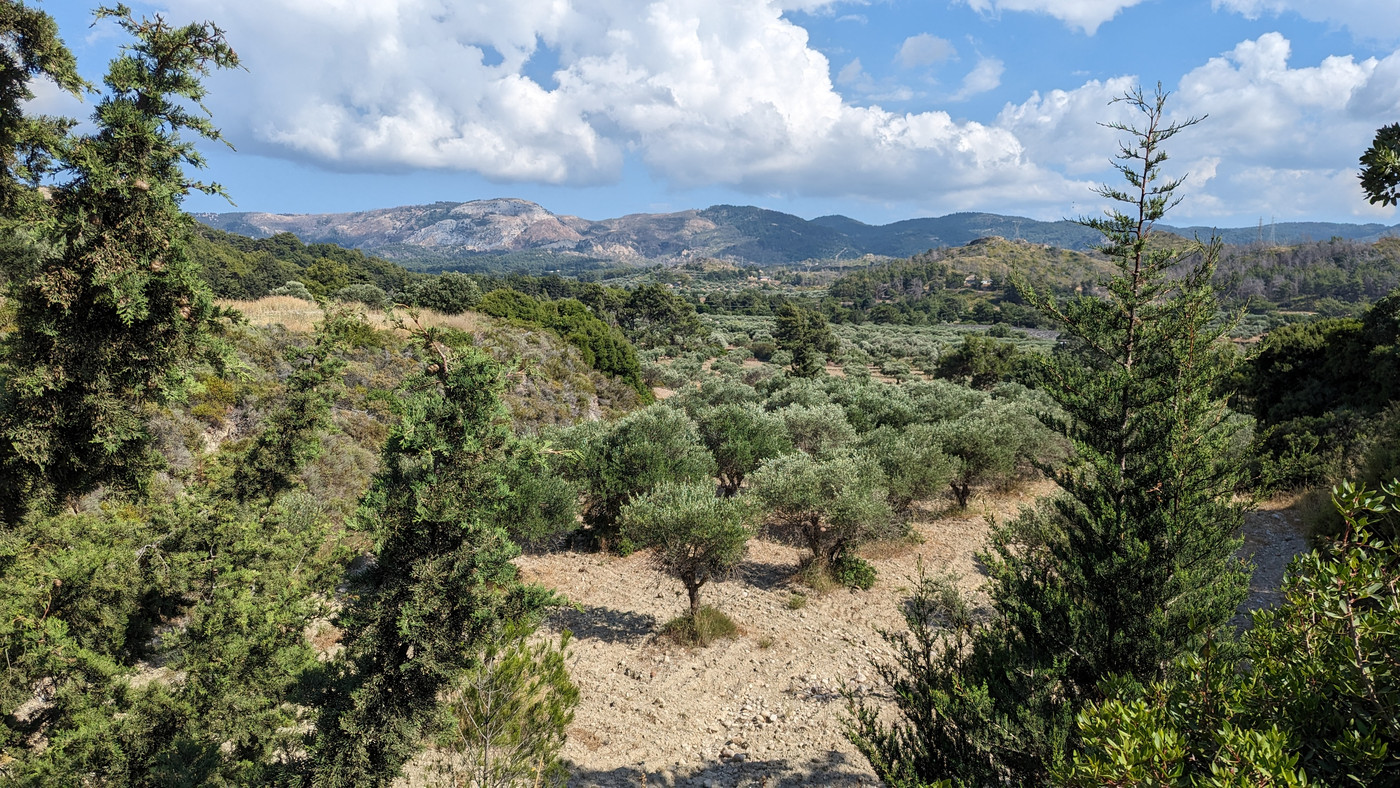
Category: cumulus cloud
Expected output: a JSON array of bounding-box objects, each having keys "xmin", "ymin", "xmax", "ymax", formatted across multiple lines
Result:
[
  {"xmin": 998, "ymin": 32, "xmax": 1399, "ymax": 221},
  {"xmin": 897, "ymin": 34, "xmax": 956, "ymax": 68},
  {"xmin": 953, "ymin": 57, "xmax": 1005, "ymax": 100},
  {"xmin": 140, "ymin": 2, "xmax": 1400, "ymax": 222},
  {"xmin": 151, "ymin": 0, "xmax": 1077, "ymax": 210},
  {"xmin": 1214, "ymin": 0, "xmax": 1400, "ymax": 43},
  {"xmin": 958, "ymin": 0, "xmax": 1148, "ymax": 34}
]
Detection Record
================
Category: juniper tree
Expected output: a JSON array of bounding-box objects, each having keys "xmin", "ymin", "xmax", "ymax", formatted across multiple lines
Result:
[
  {"xmin": 0, "ymin": 4, "xmax": 238, "ymax": 522},
  {"xmin": 848, "ymin": 86, "xmax": 1249, "ymax": 786},
  {"xmin": 311, "ymin": 333, "xmax": 557, "ymax": 786},
  {"xmin": 0, "ymin": 278, "xmax": 357, "ymax": 786},
  {"xmin": 0, "ymin": 0, "xmax": 85, "ymax": 219}
]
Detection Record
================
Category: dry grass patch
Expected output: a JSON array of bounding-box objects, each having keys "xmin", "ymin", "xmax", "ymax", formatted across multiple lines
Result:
[
  {"xmin": 219, "ymin": 297, "xmax": 490, "ymax": 335},
  {"xmin": 660, "ymin": 606, "xmax": 739, "ymax": 647},
  {"xmin": 858, "ymin": 532, "xmax": 925, "ymax": 561}
]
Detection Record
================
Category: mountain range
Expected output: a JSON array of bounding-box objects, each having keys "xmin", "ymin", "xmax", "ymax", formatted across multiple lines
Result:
[{"xmin": 194, "ymin": 199, "xmax": 1400, "ymax": 270}]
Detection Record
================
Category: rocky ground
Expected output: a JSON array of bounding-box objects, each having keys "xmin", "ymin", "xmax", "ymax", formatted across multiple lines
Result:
[{"xmin": 510, "ymin": 487, "xmax": 1311, "ymax": 788}]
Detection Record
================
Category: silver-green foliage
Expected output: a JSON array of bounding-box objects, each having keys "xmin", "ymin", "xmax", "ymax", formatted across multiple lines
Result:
[
  {"xmin": 749, "ymin": 452, "xmax": 894, "ymax": 569},
  {"xmin": 622, "ymin": 481, "xmax": 755, "ymax": 616}
]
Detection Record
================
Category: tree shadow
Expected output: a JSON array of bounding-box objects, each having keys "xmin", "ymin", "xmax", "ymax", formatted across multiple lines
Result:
[
  {"xmin": 548, "ymin": 604, "xmax": 657, "ymax": 644},
  {"xmin": 566, "ymin": 749, "xmax": 876, "ymax": 787},
  {"xmin": 733, "ymin": 560, "xmax": 795, "ymax": 592}
]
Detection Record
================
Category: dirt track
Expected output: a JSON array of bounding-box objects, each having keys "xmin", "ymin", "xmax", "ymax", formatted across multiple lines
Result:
[{"xmin": 511, "ymin": 486, "xmax": 1307, "ymax": 788}]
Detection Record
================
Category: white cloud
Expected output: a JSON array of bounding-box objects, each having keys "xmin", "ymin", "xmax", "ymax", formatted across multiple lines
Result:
[
  {"xmin": 959, "ymin": 0, "xmax": 1148, "ymax": 34},
  {"xmin": 152, "ymin": 0, "xmax": 1076, "ymax": 210},
  {"xmin": 953, "ymin": 57, "xmax": 1005, "ymax": 100},
  {"xmin": 143, "ymin": 3, "xmax": 1400, "ymax": 223},
  {"xmin": 1214, "ymin": 1, "xmax": 1400, "ymax": 43},
  {"xmin": 998, "ymin": 33, "xmax": 1400, "ymax": 222},
  {"xmin": 897, "ymin": 34, "xmax": 956, "ymax": 68}
]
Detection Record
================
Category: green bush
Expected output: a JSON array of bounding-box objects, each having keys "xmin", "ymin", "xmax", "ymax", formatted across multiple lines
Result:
[
  {"xmin": 1059, "ymin": 480, "xmax": 1400, "ymax": 787},
  {"xmin": 832, "ymin": 555, "xmax": 876, "ymax": 590},
  {"xmin": 270, "ymin": 280, "xmax": 315, "ymax": 301},
  {"xmin": 333, "ymin": 283, "xmax": 390, "ymax": 309},
  {"xmin": 410, "ymin": 272, "xmax": 481, "ymax": 314}
]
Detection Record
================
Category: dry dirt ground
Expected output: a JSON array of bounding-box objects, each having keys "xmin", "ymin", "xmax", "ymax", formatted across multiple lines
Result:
[{"xmin": 513, "ymin": 487, "xmax": 1310, "ymax": 788}]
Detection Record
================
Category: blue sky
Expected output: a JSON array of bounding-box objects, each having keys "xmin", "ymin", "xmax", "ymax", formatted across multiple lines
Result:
[{"xmin": 32, "ymin": 0, "xmax": 1400, "ymax": 226}]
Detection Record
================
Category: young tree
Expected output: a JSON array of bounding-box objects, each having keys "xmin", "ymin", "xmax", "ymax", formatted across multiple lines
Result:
[
  {"xmin": 775, "ymin": 301, "xmax": 838, "ymax": 378},
  {"xmin": 621, "ymin": 480, "xmax": 755, "ymax": 617},
  {"xmin": 438, "ymin": 624, "xmax": 579, "ymax": 788},
  {"xmin": 749, "ymin": 451, "xmax": 893, "ymax": 571},
  {"xmin": 311, "ymin": 334, "xmax": 558, "ymax": 786},
  {"xmin": 0, "ymin": 5, "xmax": 238, "ymax": 522},
  {"xmin": 849, "ymin": 87, "xmax": 1249, "ymax": 786}
]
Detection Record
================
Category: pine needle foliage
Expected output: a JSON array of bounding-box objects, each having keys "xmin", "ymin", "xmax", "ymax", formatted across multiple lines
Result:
[
  {"xmin": 438, "ymin": 624, "xmax": 579, "ymax": 788},
  {"xmin": 310, "ymin": 331, "xmax": 558, "ymax": 787},
  {"xmin": 775, "ymin": 301, "xmax": 838, "ymax": 378},
  {"xmin": 848, "ymin": 86, "xmax": 1249, "ymax": 787}
]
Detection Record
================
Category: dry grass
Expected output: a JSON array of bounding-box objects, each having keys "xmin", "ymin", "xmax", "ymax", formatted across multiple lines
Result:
[
  {"xmin": 857, "ymin": 532, "xmax": 924, "ymax": 561},
  {"xmin": 660, "ymin": 605, "xmax": 740, "ymax": 647},
  {"xmin": 219, "ymin": 296, "xmax": 489, "ymax": 335}
]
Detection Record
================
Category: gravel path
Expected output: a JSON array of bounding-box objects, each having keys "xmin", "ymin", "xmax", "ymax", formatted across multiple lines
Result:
[{"xmin": 512, "ymin": 485, "xmax": 1309, "ymax": 788}]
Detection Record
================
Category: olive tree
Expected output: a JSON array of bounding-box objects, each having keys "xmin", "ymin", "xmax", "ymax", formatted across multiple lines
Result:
[
  {"xmin": 778, "ymin": 402, "xmax": 858, "ymax": 457},
  {"xmin": 861, "ymin": 424, "xmax": 958, "ymax": 514},
  {"xmin": 749, "ymin": 452, "xmax": 894, "ymax": 570},
  {"xmin": 580, "ymin": 404, "xmax": 717, "ymax": 546},
  {"xmin": 695, "ymin": 403, "xmax": 792, "ymax": 496},
  {"xmin": 621, "ymin": 481, "xmax": 755, "ymax": 616}
]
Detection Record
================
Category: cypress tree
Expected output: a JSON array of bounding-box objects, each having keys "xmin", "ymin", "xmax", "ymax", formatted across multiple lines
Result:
[{"xmin": 848, "ymin": 86, "xmax": 1249, "ymax": 786}]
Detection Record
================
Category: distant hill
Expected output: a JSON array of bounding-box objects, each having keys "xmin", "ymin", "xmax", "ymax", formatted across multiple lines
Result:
[{"xmin": 195, "ymin": 199, "xmax": 1400, "ymax": 271}]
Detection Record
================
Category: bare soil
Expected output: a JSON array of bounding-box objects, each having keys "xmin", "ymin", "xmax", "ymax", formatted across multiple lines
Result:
[{"xmin": 514, "ymin": 484, "xmax": 1309, "ymax": 788}]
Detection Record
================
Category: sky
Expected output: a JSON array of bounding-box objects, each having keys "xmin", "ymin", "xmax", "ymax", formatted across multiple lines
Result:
[{"xmin": 30, "ymin": 0, "xmax": 1400, "ymax": 226}]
